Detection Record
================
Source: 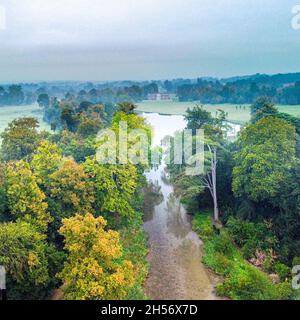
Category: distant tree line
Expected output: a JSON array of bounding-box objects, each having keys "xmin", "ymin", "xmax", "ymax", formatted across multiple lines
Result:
[
  {"xmin": 3, "ymin": 72, "xmax": 300, "ymax": 107},
  {"xmin": 0, "ymin": 85, "xmax": 26, "ymax": 106},
  {"xmin": 176, "ymin": 78, "xmax": 300, "ymax": 105},
  {"xmin": 60, "ymin": 82, "xmax": 159, "ymax": 104}
]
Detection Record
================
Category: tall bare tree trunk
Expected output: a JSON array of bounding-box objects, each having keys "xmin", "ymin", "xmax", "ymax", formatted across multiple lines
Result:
[
  {"xmin": 211, "ymin": 148, "xmax": 219, "ymax": 222},
  {"xmin": 201, "ymin": 145, "xmax": 221, "ymax": 228}
]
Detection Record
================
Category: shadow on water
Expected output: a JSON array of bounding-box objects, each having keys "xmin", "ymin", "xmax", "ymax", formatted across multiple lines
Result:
[{"xmin": 143, "ymin": 181, "xmax": 164, "ymax": 223}]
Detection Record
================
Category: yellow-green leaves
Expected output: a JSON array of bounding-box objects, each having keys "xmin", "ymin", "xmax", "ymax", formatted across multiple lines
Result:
[
  {"xmin": 48, "ymin": 159, "xmax": 95, "ymax": 218},
  {"xmin": 31, "ymin": 140, "xmax": 62, "ymax": 184},
  {"xmin": 0, "ymin": 117, "xmax": 41, "ymax": 161},
  {"xmin": 0, "ymin": 221, "xmax": 50, "ymax": 288},
  {"xmin": 84, "ymin": 157, "xmax": 137, "ymax": 218},
  {"xmin": 5, "ymin": 160, "xmax": 51, "ymax": 232},
  {"xmin": 58, "ymin": 214, "xmax": 134, "ymax": 300}
]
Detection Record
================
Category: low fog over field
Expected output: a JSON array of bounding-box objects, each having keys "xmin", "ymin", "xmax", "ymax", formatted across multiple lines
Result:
[{"xmin": 0, "ymin": 104, "xmax": 49, "ymax": 136}]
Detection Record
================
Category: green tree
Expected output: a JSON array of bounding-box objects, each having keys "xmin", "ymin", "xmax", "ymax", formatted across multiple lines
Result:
[
  {"xmin": 185, "ymin": 105, "xmax": 214, "ymax": 132},
  {"xmin": 7, "ymin": 85, "xmax": 24, "ymax": 105},
  {"xmin": 84, "ymin": 158, "xmax": 137, "ymax": 220},
  {"xmin": 117, "ymin": 102, "xmax": 137, "ymax": 115},
  {"xmin": 77, "ymin": 116, "xmax": 102, "ymax": 137},
  {"xmin": 171, "ymin": 109, "xmax": 228, "ymax": 226},
  {"xmin": 233, "ymin": 117, "xmax": 297, "ymax": 202},
  {"xmin": 250, "ymin": 97, "xmax": 278, "ymax": 123},
  {"xmin": 0, "ymin": 164, "xmax": 8, "ymax": 219},
  {"xmin": 37, "ymin": 93, "xmax": 50, "ymax": 108},
  {"xmin": 61, "ymin": 104, "xmax": 79, "ymax": 132},
  {"xmin": 111, "ymin": 111, "xmax": 152, "ymax": 141},
  {"xmin": 56, "ymin": 130, "xmax": 96, "ymax": 163},
  {"xmin": 78, "ymin": 100, "xmax": 93, "ymax": 113},
  {"xmin": 0, "ymin": 117, "xmax": 41, "ymax": 161},
  {"xmin": 184, "ymin": 125, "xmax": 225, "ymax": 225}
]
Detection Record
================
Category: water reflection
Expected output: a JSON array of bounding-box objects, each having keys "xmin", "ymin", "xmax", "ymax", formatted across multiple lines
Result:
[
  {"xmin": 142, "ymin": 113, "xmax": 218, "ymax": 300},
  {"xmin": 143, "ymin": 181, "xmax": 163, "ymax": 223}
]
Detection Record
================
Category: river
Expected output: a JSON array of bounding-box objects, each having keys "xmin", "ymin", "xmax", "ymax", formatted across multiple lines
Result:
[{"xmin": 142, "ymin": 113, "xmax": 219, "ymax": 300}]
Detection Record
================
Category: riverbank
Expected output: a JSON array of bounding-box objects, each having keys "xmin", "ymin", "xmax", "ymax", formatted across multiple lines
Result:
[{"xmin": 192, "ymin": 211, "xmax": 298, "ymax": 300}]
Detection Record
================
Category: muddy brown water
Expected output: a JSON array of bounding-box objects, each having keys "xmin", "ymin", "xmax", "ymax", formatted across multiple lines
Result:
[{"xmin": 142, "ymin": 113, "xmax": 219, "ymax": 300}]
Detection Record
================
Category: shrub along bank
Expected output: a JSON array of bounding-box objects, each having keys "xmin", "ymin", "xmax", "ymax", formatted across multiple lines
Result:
[{"xmin": 192, "ymin": 211, "xmax": 300, "ymax": 300}]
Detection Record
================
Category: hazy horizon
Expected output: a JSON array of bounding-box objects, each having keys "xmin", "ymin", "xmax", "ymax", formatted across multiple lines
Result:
[
  {"xmin": 1, "ymin": 0, "xmax": 300, "ymax": 81},
  {"xmin": 2, "ymin": 71, "xmax": 300, "ymax": 85}
]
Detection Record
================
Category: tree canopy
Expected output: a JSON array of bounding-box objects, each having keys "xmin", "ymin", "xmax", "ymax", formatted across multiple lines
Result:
[
  {"xmin": 58, "ymin": 214, "xmax": 134, "ymax": 300},
  {"xmin": 233, "ymin": 116, "xmax": 297, "ymax": 201}
]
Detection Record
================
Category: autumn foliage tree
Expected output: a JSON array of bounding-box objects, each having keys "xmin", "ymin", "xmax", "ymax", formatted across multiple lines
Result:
[
  {"xmin": 0, "ymin": 221, "xmax": 51, "ymax": 299},
  {"xmin": 58, "ymin": 213, "xmax": 134, "ymax": 300},
  {"xmin": 47, "ymin": 159, "xmax": 95, "ymax": 220},
  {"xmin": 0, "ymin": 104, "xmax": 149, "ymax": 300},
  {"xmin": 4, "ymin": 160, "xmax": 51, "ymax": 232},
  {"xmin": 31, "ymin": 140, "xmax": 62, "ymax": 185}
]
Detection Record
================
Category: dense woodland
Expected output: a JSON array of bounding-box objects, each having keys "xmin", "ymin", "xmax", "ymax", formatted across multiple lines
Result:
[
  {"xmin": 167, "ymin": 98, "xmax": 300, "ymax": 299},
  {"xmin": 176, "ymin": 74, "xmax": 300, "ymax": 104},
  {"xmin": 2, "ymin": 72, "xmax": 300, "ymax": 107},
  {"xmin": 1, "ymin": 84, "xmax": 300, "ymax": 299},
  {"xmin": 0, "ymin": 100, "xmax": 150, "ymax": 300}
]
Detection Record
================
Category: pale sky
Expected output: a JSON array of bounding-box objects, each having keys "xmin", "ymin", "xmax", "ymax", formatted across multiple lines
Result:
[{"xmin": 0, "ymin": 0, "xmax": 299, "ymax": 81}]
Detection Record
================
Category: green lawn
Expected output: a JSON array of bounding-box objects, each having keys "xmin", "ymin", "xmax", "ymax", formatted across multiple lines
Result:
[
  {"xmin": 277, "ymin": 105, "xmax": 300, "ymax": 117},
  {"xmin": 137, "ymin": 101, "xmax": 300, "ymax": 124}
]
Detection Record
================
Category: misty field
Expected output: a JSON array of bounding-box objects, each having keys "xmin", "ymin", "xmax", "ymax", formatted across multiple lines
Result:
[
  {"xmin": 0, "ymin": 104, "xmax": 50, "ymax": 136},
  {"xmin": 137, "ymin": 101, "xmax": 300, "ymax": 124}
]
